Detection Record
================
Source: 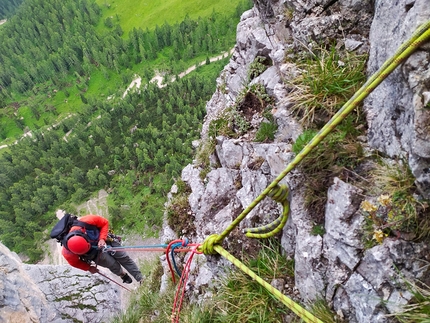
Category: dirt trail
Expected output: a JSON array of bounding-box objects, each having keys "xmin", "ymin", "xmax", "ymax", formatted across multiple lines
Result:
[{"xmin": 124, "ymin": 48, "xmax": 234, "ymax": 95}]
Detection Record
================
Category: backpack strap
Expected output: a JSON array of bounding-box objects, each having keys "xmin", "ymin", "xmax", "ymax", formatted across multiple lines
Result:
[{"xmin": 72, "ymin": 220, "xmax": 99, "ymax": 232}]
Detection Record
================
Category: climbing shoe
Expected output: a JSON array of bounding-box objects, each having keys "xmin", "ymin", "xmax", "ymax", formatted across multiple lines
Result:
[{"xmin": 121, "ymin": 273, "xmax": 132, "ymax": 284}]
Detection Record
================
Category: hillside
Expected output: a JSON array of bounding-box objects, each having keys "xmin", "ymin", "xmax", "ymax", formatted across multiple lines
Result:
[
  {"xmin": 0, "ymin": 0, "xmax": 24, "ymax": 19},
  {"xmin": 0, "ymin": 0, "xmax": 251, "ymax": 262}
]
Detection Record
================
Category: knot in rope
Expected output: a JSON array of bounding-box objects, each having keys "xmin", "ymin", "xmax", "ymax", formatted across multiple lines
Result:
[
  {"xmin": 198, "ymin": 234, "xmax": 221, "ymax": 255},
  {"xmin": 268, "ymin": 184, "xmax": 290, "ymax": 204},
  {"xmin": 180, "ymin": 238, "xmax": 189, "ymax": 247}
]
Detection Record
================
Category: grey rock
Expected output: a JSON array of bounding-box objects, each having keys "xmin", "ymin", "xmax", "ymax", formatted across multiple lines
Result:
[
  {"xmin": 364, "ymin": 0, "xmax": 430, "ymax": 197},
  {"xmin": 345, "ymin": 38, "xmax": 363, "ymax": 51},
  {"xmin": 181, "ymin": 164, "xmax": 205, "ymax": 214},
  {"xmin": 342, "ymin": 273, "xmax": 389, "ymax": 323},
  {"xmin": 324, "ymin": 178, "xmax": 364, "ymax": 250},
  {"xmin": 216, "ymin": 138, "xmax": 244, "ymax": 169},
  {"xmin": 0, "ymin": 242, "xmax": 121, "ymax": 323},
  {"xmin": 294, "ymin": 233, "xmax": 325, "ymax": 301}
]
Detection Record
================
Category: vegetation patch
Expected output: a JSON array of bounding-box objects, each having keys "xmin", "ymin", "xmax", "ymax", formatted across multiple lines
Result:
[
  {"xmin": 360, "ymin": 160, "xmax": 430, "ymax": 248},
  {"xmin": 392, "ymin": 278, "xmax": 430, "ymax": 322},
  {"xmin": 288, "ymin": 43, "xmax": 368, "ymax": 223},
  {"xmin": 292, "ymin": 115, "xmax": 366, "ymax": 222},
  {"xmin": 236, "ymin": 83, "xmax": 273, "ymax": 122},
  {"xmin": 166, "ymin": 180, "xmax": 196, "ymax": 237},
  {"xmin": 195, "ymin": 138, "xmax": 218, "ymax": 180},
  {"xmin": 186, "ymin": 239, "xmax": 296, "ymax": 322},
  {"xmin": 248, "ymin": 55, "xmax": 272, "ymax": 80},
  {"xmin": 308, "ymin": 298, "xmax": 341, "ymax": 323},
  {"xmin": 207, "ymin": 83, "xmax": 276, "ymax": 142},
  {"xmin": 311, "ymin": 224, "xmax": 326, "ymax": 237},
  {"xmin": 289, "ymin": 47, "xmax": 367, "ymax": 128},
  {"xmin": 111, "ymin": 286, "xmax": 176, "ymax": 323},
  {"xmin": 255, "ymin": 120, "xmax": 278, "ymax": 142}
]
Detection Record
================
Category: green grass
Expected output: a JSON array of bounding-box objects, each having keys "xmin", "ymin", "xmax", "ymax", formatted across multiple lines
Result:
[
  {"xmin": 290, "ymin": 47, "xmax": 367, "ymax": 128},
  {"xmin": 86, "ymin": 68, "xmax": 126, "ymax": 97},
  {"xmin": 107, "ymin": 171, "xmax": 171, "ymax": 238},
  {"xmin": 291, "ymin": 115, "xmax": 365, "ymax": 218},
  {"xmin": 255, "ymin": 121, "xmax": 278, "ymax": 142},
  {"xmin": 95, "ymin": 0, "xmax": 244, "ymax": 37},
  {"xmin": 182, "ymin": 240, "xmax": 296, "ymax": 322},
  {"xmin": 391, "ymin": 278, "xmax": 430, "ymax": 323},
  {"xmin": 0, "ymin": 115, "xmax": 21, "ymax": 140}
]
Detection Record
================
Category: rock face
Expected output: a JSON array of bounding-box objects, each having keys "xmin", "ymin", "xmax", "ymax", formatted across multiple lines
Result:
[
  {"xmin": 162, "ymin": 0, "xmax": 430, "ymax": 322},
  {"xmin": 0, "ymin": 243, "xmax": 57, "ymax": 323},
  {"xmin": 0, "ymin": 242, "xmax": 121, "ymax": 323},
  {"xmin": 363, "ymin": 0, "xmax": 430, "ymax": 198}
]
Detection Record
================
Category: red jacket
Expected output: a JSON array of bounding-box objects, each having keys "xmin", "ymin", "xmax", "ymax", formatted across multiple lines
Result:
[{"xmin": 62, "ymin": 214, "xmax": 109, "ymax": 271}]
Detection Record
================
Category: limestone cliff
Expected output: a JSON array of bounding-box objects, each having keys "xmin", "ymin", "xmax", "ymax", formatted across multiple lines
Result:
[
  {"xmin": 0, "ymin": 242, "xmax": 121, "ymax": 323},
  {"xmin": 162, "ymin": 1, "xmax": 430, "ymax": 322}
]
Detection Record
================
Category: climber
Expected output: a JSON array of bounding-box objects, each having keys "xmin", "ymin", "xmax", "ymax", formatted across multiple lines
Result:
[{"xmin": 61, "ymin": 214, "xmax": 143, "ymax": 284}]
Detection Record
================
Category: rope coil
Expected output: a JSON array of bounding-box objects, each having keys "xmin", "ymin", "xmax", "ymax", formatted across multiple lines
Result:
[{"xmin": 243, "ymin": 184, "xmax": 291, "ymax": 238}]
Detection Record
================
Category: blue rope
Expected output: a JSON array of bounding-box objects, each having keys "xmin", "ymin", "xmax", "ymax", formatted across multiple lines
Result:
[
  {"xmin": 171, "ymin": 243, "xmax": 183, "ymax": 277},
  {"xmin": 106, "ymin": 244, "xmax": 169, "ymax": 250},
  {"xmin": 171, "ymin": 238, "xmax": 189, "ymax": 277}
]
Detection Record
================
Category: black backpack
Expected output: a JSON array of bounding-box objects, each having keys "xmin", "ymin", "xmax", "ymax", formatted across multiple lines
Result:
[{"xmin": 50, "ymin": 213, "xmax": 98, "ymax": 246}]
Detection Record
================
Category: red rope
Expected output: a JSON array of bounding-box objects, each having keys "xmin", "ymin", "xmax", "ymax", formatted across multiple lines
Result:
[
  {"xmin": 165, "ymin": 239, "xmax": 200, "ymax": 283},
  {"xmin": 166, "ymin": 239, "xmax": 185, "ymax": 284},
  {"xmin": 96, "ymin": 270, "xmax": 133, "ymax": 292},
  {"xmin": 171, "ymin": 244, "xmax": 201, "ymax": 323}
]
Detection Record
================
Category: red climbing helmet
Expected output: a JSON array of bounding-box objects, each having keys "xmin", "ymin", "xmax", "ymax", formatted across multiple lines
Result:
[{"xmin": 67, "ymin": 234, "xmax": 91, "ymax": 255}]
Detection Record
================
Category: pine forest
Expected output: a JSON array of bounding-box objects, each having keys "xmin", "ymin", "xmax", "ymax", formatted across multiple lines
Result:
[{"xmin": 0, "ymin": 0, "xmax": 252, "ymax": 261}]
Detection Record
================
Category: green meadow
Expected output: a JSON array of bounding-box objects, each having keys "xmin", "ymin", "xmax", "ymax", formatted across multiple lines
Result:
[
  {"xmin": 1, "ymin": 0, "xmax": 248, "ymax": 145},
  {"xmin": 95, "ymin": 0, "xmax": 244, "ymax": 36}
]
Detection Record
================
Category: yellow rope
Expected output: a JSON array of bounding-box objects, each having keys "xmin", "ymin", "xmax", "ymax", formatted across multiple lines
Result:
[{"xmin": 214, "ymin": 245, "xmax": 324, "ymax": 323}]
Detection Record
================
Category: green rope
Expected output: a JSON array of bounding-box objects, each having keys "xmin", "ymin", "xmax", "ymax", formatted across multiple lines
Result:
[
  {"xmin": 214, "ymin": 245, "xmax": 324, "ymax": 323},
  {"xmin": 243, "ymin": 184, "xmax": 290, "ymax": 238},
  {"xmin": 210, "ymin": 19, "xmax": 430, "ymax": 246}
]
